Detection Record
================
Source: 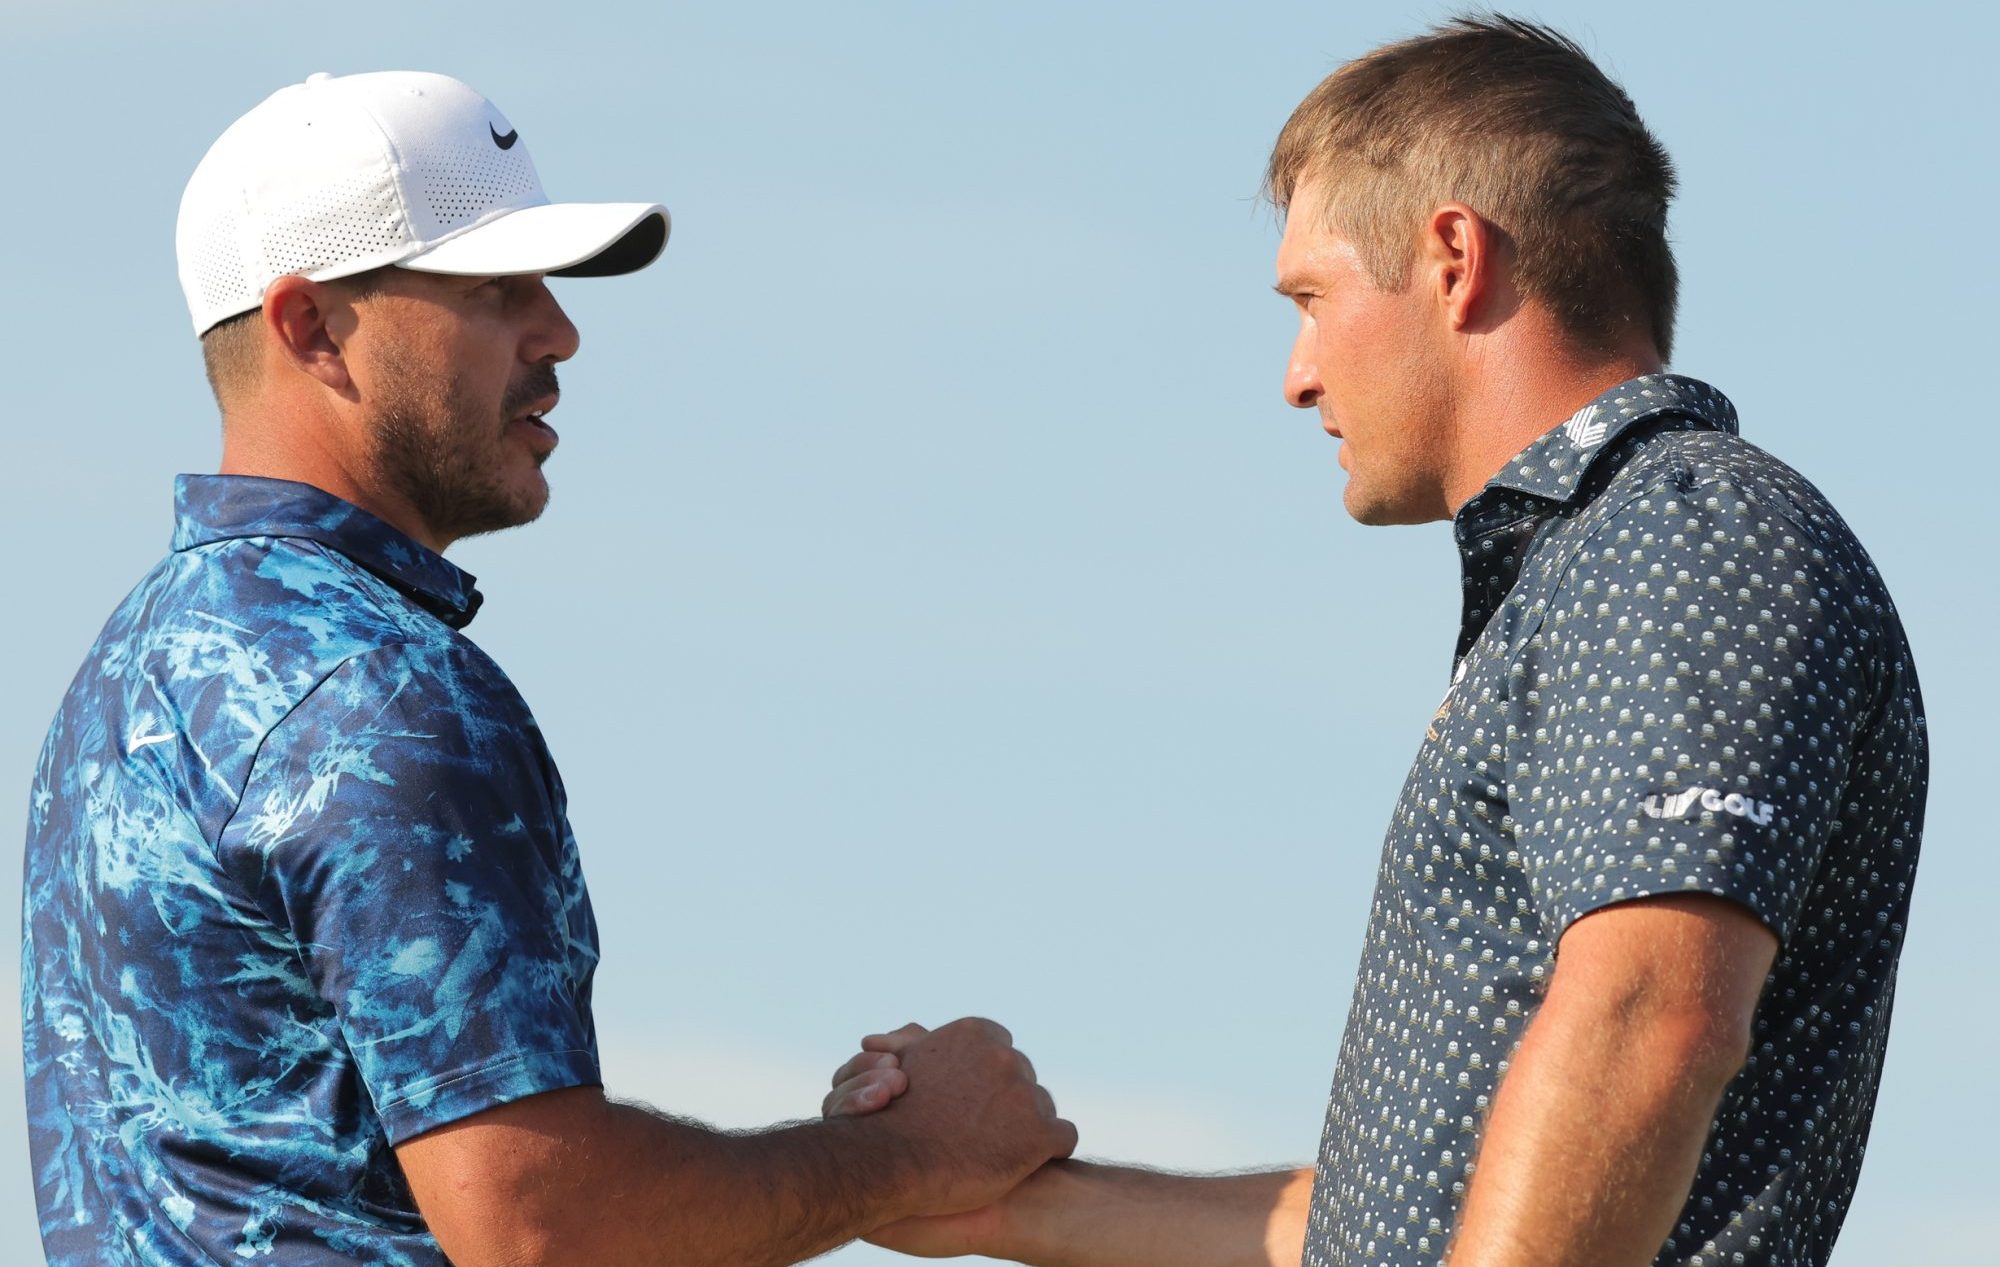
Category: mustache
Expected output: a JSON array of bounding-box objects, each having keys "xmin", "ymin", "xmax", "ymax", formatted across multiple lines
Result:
[{"xmin": 501, "ymin": 365, "xmax": 561, "ymax": 419}]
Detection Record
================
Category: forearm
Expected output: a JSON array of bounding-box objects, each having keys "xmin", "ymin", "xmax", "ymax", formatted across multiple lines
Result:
[
  {"xmin": 408, "ymin": 1091, "xmax": 928, "ymax": 1267},
  {"xmin": 590, "ymin": 1102, "xmax": 921, "ymax": 1266},
  {"xmin": 1443, "ymin": 996, "xmax": 1744, "ymax": 1267},
  {"xmin": 992, "ymin": 1161, "xmax": 1313, "ymax": 1267}
]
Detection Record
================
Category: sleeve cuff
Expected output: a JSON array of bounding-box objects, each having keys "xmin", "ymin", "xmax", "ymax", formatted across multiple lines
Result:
[
  {"xmin": 1530, "ymin": 824, "xmax": 1797, "ymax": 947},
  {"xmin": 374, "ymin": 1047, "xmax": 603, "ymax": 1145}
]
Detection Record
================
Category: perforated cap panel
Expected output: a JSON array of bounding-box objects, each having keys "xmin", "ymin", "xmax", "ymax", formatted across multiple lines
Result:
[
  {"xmin": 255, "ymin": 167, "xmax": 407, "ymax": 279},
  {"xmin": 408, "ymin": 143, "xmax": 543, "ymax": 229},
  {"xmin": 182, "ymin": 207, "xmax": 250, "ymax": 322}
]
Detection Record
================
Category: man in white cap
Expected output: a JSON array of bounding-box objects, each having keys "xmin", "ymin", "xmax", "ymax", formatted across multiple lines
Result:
[{"xmin": 21, "ymin": 71, "xmax": 1072, "ymax": 1267}]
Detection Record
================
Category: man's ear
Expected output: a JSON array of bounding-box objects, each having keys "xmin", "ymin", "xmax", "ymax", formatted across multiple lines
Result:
[
  {"xmin": 1420, "ymin": 202, "xmax": 1497, "ymax": 333},
  {"xmin": 261, "ymin": 275, "xmax": 357, "ymax": 398}
]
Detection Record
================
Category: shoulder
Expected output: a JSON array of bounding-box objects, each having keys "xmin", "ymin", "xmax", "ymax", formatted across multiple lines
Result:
[
  {"xmin": 1517, "ymin": 425, "xmax": 1914, "ymax": 709},
  {"xmin": 298, "ymin": 637, "xmax": 531, "ymax": 741},
  {"xmin": 178, "ymin": 533, "xmax": 455, "ymax": 650},
  {"xmin": 1596, "ymin": 429, "xmax": 1865, "ymax": 553},
  {"xmin": 113, "ymin": 534, "xmax": 519, "ymax": 786},
  {"xmin": 229, "ymin": 640, "xmax": 552, "ymax": 859},
  {"xmin": 1560, "ymin": 426, "xmax": 1892, "ymax": 611}
]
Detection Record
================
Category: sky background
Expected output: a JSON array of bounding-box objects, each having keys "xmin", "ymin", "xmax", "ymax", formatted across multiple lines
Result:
[{"xmin": 2, "ymin": 1, "xmax": 1993, "ymax": 1263}]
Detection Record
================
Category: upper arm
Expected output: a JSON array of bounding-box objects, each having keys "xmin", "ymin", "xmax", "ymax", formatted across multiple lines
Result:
[
  {"xmin": 395, "ymin": 1084, "xmax": 616, "ymax": 1267},
  {"xmin": 1551, "ymin": 894, "xmax": 1778, "ymax": 1064},
  {"xmin": 217, "ymin": 642, "xmax": 603, "ymax": 1144}
]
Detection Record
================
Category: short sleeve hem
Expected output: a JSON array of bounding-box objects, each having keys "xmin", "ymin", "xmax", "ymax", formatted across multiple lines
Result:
[
  {"xmin": 376, "ymin": 1047, "xmax": 602, "ymax": 1144},
  {"xmin": 1532, "ymin": 818, "xmax": 1795, "ymax": 948}
]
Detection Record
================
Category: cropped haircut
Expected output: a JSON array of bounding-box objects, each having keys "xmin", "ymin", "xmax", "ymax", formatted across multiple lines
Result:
[
  {"xmin": 198, "ymin": 269, "xmax": 388, "ymax": 407},
  {"xmin": 199, "ymin": 310, "xmax": 262, "ymax": 407},
  {"xmin": 1265, "ymin": 14, "xmax": 1680, "ymax": 360}
]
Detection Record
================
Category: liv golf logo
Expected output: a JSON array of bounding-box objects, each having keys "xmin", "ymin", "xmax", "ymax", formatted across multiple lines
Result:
[{"xmin": 1641, "ymin": 787, "xmax": 1776, "ymax": 827}]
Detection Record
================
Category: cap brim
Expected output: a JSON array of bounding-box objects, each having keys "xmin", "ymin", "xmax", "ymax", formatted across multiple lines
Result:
[{"xmin": 400, "ymin": 201, "xmax": 669, "ymax": 278}]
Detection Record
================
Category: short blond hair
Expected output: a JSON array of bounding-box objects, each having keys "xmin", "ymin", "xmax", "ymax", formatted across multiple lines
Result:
[{"xmin": 1266, "ymin": 15, "xmax": 1679, "ymax": 359}]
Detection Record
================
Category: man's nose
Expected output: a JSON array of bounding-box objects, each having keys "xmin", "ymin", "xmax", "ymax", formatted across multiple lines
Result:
[
  {"xmin": 1284, "ymin": 349, "xmax": 1322, "ymax": 409},
  {"xmin": 525, "ymin": 280, "xmax": 582, "ymax": 365}
]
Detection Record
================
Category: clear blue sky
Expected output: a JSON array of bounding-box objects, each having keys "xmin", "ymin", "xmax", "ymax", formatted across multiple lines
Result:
[{"xmin": 3, "ymin": 2, "xmax": 1992, "ymax": 1263}]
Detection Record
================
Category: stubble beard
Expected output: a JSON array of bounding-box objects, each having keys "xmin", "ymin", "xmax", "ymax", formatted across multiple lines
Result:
[{"xmin": 368, "ymin": 348, "xmax": 559, "ymax": 545}]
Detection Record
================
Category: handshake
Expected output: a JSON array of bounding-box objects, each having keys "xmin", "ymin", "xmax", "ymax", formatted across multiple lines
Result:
[
  {"xmin": 399, "ymin": 1005, "xmax": 1306, "ymax": 1267},
  {"xmin": 815, "ymin": 1018, "xmax": 1076, "ymax": 1259}
]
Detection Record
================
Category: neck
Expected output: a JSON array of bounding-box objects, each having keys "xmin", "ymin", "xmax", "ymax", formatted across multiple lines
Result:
[
  {"xmin": 1440, "ymin": 331, "xmax": 1663, "ymax": 514},
  {"xmin": 218, "ymin": 400, "xmax": 448, "ymax": 554}
]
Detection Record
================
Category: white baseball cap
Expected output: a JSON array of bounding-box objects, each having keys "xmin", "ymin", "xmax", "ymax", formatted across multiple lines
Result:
[{"xmin": 176, "ymin": 70, "xmax": 669, "ymax": 336}]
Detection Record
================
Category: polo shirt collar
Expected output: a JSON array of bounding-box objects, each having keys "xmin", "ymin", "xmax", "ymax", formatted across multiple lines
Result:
[
  {"xmin": 1480, "ymin": 372, "xmax": 1739, "ymax": 505},
  {"xmin": 172, "ymin": 474, "xmax": 483, "ymax": 629}
]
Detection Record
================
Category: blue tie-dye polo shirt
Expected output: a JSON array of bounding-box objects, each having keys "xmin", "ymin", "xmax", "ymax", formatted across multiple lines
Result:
[{"xmin": 22, "ymin": 474, "xmax": 602, "ymax": 1266}]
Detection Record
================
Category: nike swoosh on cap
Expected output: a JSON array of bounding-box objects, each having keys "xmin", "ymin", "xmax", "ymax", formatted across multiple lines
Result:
[{"xmin": 491, "ymin": 123, "xmax": 519, "ymax": 149}]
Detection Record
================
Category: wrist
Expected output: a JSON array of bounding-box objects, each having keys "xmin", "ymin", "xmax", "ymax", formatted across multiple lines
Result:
[
  {"xmin": 822, "ymin": 1107, "xmax": 954, "ymax": 1227},
  {"xmin": 988, "ymin": 1159, "xmax": 1097, "ymax": 1266}
]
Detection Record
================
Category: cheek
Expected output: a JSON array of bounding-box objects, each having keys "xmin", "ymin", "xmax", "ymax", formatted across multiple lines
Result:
[
  {"xmin": 1312, "ymin": 306, "xmax": 1378, "ymax": 404},
  {"xmin": 1339, "ymin": 298, "xmax": 1427, "ymax": 385},
  {"xmin": 443, "ymin": 339, "xmax": 514, "ymax": 413}
]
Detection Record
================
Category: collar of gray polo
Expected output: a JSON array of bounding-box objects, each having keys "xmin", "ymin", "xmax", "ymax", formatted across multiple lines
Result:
[{"xmin": 1479, "ymin": 372, "xmax": 1740, "ymax": 507}]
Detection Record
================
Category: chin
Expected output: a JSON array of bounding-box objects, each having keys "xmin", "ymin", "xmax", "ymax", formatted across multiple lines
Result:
[
  {"xmin": 507, "ymin": 485, "xmax": 551, "ymax": 529},
  {"xmin": 1343, "ymin": 480, "xmax": 1444, "ymax": 527},
  {"xmin": 524, "ymin": 469, "xmax": 552, "ymax": 507},
  {"xmin": 505, "ymin": 466, "xmax": 552, "ymax": 521}
]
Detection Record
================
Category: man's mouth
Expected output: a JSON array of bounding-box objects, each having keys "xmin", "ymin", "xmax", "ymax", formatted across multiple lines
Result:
[{"xmin": 511, "ymin": 392, "xmax": 561, "ymax": 449}]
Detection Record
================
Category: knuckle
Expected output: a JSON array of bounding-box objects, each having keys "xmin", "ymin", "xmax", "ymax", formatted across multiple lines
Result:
[{"xmin": 952, "ymin": 1016, "xmax": 1001, "ymax": 1044}]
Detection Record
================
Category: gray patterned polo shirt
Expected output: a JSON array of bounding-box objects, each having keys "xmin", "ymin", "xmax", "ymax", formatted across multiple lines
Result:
[{"xmin": 1302, "ymin": 374, "xmax": 1927, "ymax": 1267}]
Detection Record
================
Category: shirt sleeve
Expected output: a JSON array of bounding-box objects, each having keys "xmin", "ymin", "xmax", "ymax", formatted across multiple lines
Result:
[
  {"xmin": 1507, "ymin": 484, "xmax": 1884, "ymax": 947},
  {"xmin": 219, "ymin": 640, "xmax": 601, "ymax": 1143}
]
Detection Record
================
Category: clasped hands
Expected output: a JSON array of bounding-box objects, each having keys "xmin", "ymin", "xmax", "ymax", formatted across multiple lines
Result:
[{"xmin": 821, "ymin": 1019, "xmax": 1073, "ymax": 1257}]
